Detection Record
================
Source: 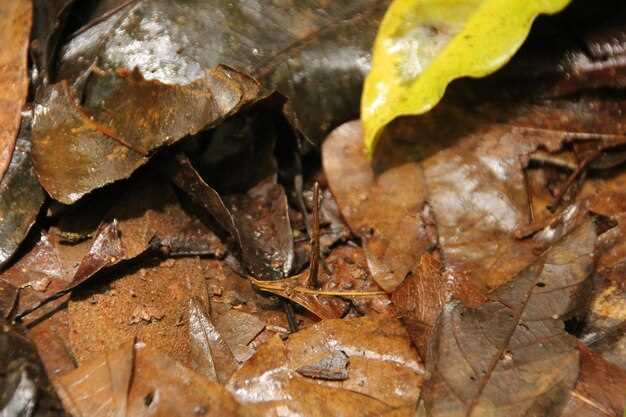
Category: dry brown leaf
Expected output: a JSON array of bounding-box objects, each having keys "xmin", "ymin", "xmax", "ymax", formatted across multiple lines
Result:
[
  {"xmin": 0, "ymin": 0, "xmax": 31, "ymax": 181},
  {"xmin": 54, "ymin": 340, "xmax": 241, "ymax": 417},
  {"xmin": 562, "ymin": 344, "xmax": 626, "ymax": 417}
]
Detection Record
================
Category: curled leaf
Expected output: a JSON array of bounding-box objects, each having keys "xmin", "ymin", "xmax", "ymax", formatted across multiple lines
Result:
[{"xmin": 361, "ymin": 0, "xmax": 571, "ymax": 153}]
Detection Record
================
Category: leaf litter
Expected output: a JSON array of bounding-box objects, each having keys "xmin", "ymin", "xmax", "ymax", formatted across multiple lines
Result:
[{"xmin": 2, "ymin": 1, "xmax": 626, "ymax": 417}]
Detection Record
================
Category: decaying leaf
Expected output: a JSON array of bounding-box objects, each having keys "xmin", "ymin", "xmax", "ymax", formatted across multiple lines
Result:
[
  {"xmin": 361, "ymin": 0, "xmax": 571, "ymax": 153},
  {"xmin": 187, "ymin": 298, "xmax": 238, "ymax": 383},
  {"xmin": 1, "ymin": 231, "xmax": 88, "ymax": 322},
  {"xmin": 561, "ymin": 344, "xmax": 626, "ymax": 417},
  {"xmin": 54, "ymin": 340, "xmax": 241, "ymax": 417},
  {"xmin": 417, "ymin": 216, "xmax": 597, "ymax": 417},
  {"xmin": 0, "ymin": 112, "xmax": 46, "ymax": 268},
  {"xmin": 228, "ymin": 315, "xmax": 424, "ymax": 416},
  {"xmin": 391, "ymin": 252, "xmax": 486, "ymax": 356},
  {"xmin": 0, "ymin": 0, "xmax": 31, "ymax": 180},
  {"xmin": 226, "ymin": 178, "xmax": 295, "ymax": 279},
  {"xmin": 0, "ymin": 321, "xmax": 69, "ymax": 417},
  {"xmin": 170, "ymin": 154, "xmax": 293, "ymax": 279},
  {"xmin": 32, "ymin": 66, "xmax": 260, "ymax": 204},
  {"xmin": 57, "ymin": 0, "xmax": 390, "ymax": 143}
]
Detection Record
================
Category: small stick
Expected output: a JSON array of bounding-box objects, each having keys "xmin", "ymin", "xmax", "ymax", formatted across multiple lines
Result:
[
  {"xmin": 305, "ymin": 182, "xmax": 321, "ymax": 288},
  {"xmin": 521, "ymin": 158, "xmax": 534, "ymax": 224},
  {"xmin": 284, "ymin": 302, "xmax": 299, "ymax": 333},
  {"xmin": 549, "ymin": 149, "xmax": 602, "ymax": 212}
]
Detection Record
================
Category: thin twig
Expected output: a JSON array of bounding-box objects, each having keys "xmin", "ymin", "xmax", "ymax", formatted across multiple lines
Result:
[
  {"xmin": 549, "ymin": 149, "xmax": 602, "ymax": 211},
  {"xmin": 521, "ymin": 158, "xmax": 534, "ymax": 224},
  {"xmin": 305, "ymin": 182, "xmax": 321, "ymax": 288}
]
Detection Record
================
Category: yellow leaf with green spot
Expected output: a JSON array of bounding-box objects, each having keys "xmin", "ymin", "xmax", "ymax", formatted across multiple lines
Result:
[{"xmin": 361, "ymin": 0, "xmax": 571, "ymax": 154}]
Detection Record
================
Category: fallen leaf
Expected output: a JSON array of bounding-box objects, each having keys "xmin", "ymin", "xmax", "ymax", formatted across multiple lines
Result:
[
  {"xmin": 0, "ymin": 0, "xmax": 31, "ymax": 180},
  {"xmin": 54, "ymin": 340, "xmax": 241, "ymax": 417},
  {"xmin": 417, "ymin": 216, "xmax": 596, "ymax": 417},
  {"xmin": 0, "ymin": 320, "xmax": 69, "ymax": 417},
  {"xmin": 188, "ymin": 298, "xmax": 238, "ymax": 383},
  {"xmin": 32, "ymin": 66, "xmax": 260, "ymax": 203},
  {"xmin": 228, "ymin": 315, "xmax": 424, "ymax": 416},
  {"xmin": 0, "ymin": 112, "xmax": 46, "ymax": 268},
  {"xmin": 214, "ymin": 309, "xmax": 265, "ymax": 364},
  {"xmin": 1, "ymin": 231, "xmax": 92, "ymax": 323},
  {"xmin": 391, "ymin": 252, "xmax": 486, "ymax": 356},
  {"xmin": 226, "ymin": 178, "xmax": 294, "ymax": 279},
  {"xmin": 561, "ymin": 344, "xmax": 626, "ymax": 417},
  {"xmin": 324, "ymin": 116, "xmax": 561, "ymax": 293},
  {"xmin": 30, "ymin": 0, "xmax": 78, "ymax": 86},
  {"xmin": 170, "ymin": 154, "xmax": 293, "ymax": 279},
  {"xmin": 57, "ymin": 0, "xmax": 390, "ymax": 144},
  {"xmin": 322, "ymin": 120, "xmax": 431, "ymax": 292},
  {"xmin": 27, "ymin": 311, "xmax": 76, "ymax": 379},
  {"xmin": 361, "ymin": 0, "xmax": 571, "ymax": 153}
]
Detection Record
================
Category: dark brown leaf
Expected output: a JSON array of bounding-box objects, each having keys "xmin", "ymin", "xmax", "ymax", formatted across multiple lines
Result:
[
  {"xmin": 322, "ymin": 121, "xmax": 431, "ymax": 292},
  {"xmin": 0, "ymin": 321, "xmax": 69, "ymax": 417},
  {"xmin": 0, "ymin": 0, "xmax": 31, "ymax": 181},
  {"xmin": 323, "ymin": 116, "xmax": 561, "ymax": 293},
  {"xmin": 56, "ymin": 0, "xmax": 390, "ymax": 144},
  {"xmin": 30, "ymin": 0, "xmax": 78, "ymax": 86},
  {"xmin": 170, "ymin": 154, "xmax": 293, "ymax": 279},
  {"xmin": 226, "ymin": 178, "xmax": 294, "ymax": 279},
  {"xmin": 1, "ymin": 229, "xmax": 94, "ymax": 324},
  {"xmin": 417, "ymin": 216, "xmax": 597, "ymax": 417},
  {"xmin": 391, "ymin": 253, "xmax": 486, "ymax": 356},
  {"xmin": 0, "ymin": 112, "xmax": 46, "ymax": 268},
  {"xmin": 32, "ymin": 66, "xmax": 260, "ymax": 204}
]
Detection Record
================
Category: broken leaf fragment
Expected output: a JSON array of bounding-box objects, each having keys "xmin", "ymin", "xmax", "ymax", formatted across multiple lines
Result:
[{"xmin": 361, "ymin": 0, "xmax": 571, "ymax": 153}]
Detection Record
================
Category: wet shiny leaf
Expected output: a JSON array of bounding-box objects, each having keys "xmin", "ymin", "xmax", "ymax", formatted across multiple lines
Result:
[
  {"xmin": 32, "ymin": 66, "xmax": 260, "ymax": 203},
  {"xmin": 0, "ymin": 321, "xmax": 69, "ymax": 417},
  {"xmin": 0, "ymin": 112, "xmax": 46, "ymax": 269},
  {"xmin": 228, "ymin": 315, "xmax": 424, "ymax": 416},
  {"xmin": 30, "ymin": 0, "xmax": 78, "ymax": 86},
  {"xmin": 57, "ymin": 0, "xmax": 390, "ymax": 144}
]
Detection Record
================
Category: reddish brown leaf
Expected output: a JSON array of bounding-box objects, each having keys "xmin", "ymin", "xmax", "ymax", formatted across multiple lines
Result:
[
  {"xmin": 562, "ymin": 345, "xmax": 626, "ymax": 417},
  {"xmin": 0, "ymin": 0, "xmax": 31, "ymax": 181},
  {"xmin": 54, "ymin": 340, "xmax": 241, "ymax": 417},
  {"xmin": 32, "ymin": 66, "xmax": 260, "ymax": 204}
]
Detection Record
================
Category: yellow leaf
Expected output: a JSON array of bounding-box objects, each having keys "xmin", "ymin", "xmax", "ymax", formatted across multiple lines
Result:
[{"xmin": 361, "ymin": 0, "xmax": 571, "ymax": 154}]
